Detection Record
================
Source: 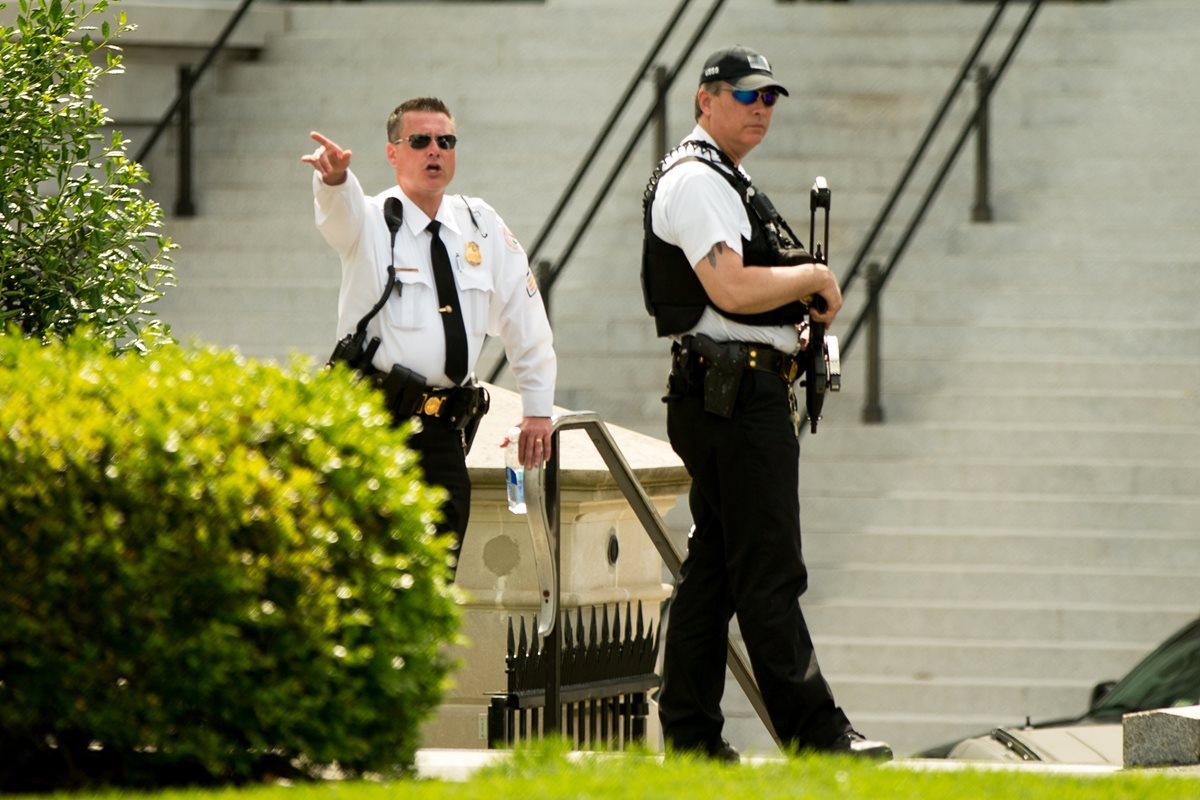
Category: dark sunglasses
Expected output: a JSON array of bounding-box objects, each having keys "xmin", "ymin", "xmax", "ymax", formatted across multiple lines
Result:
[
  {"xmin": 728, "ymin": 88, "xmax": 780, "ymax": 107},
  {"xmin": 391, "ymin": 133, "xmax": 458, "ymax": 151}
]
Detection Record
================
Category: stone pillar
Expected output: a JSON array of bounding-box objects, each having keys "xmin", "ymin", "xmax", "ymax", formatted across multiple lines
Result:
[{"xmin": 419, "ymin": 385, "xmax": 688, "ymax": 750}]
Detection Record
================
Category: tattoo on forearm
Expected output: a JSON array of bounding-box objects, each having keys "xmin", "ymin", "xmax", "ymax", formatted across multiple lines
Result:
[{"xmin": 705, "ymin": 242, "xmax": 724, "ymax": 269}]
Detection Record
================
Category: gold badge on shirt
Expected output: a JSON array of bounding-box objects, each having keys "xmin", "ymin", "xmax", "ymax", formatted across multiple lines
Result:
[{"xmin": 464, "ymin": 241, "xmax": 482, "ymax": 266}]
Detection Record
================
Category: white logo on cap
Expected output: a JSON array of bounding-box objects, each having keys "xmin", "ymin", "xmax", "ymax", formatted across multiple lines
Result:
[
  {"xmin": 747, "ymin": 54, "xmax": 770, "ymax": 72},
  {"xmin": 704, "ymin": 66, "xmax": 720, "ymax": 77}
]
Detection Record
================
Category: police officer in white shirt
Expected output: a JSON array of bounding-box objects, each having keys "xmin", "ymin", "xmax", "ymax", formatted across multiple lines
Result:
[
  {"xmin": 303, "ymin": 96, "xmax": 556, "ymax": 577},
  {"xmin": 641, "ymin": 47, "xmax": 890, "ymax": 761}
]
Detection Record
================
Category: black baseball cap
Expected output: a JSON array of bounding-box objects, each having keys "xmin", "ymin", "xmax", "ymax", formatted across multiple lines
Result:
[{"xmin": 698, "ymin": 45, "xmax": 789, "ymax": 95}]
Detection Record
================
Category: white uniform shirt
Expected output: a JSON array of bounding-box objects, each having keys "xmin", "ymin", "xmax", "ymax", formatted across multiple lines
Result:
[
  {"xmin": 314, "ymin": 170, "xmax": 556, "ymax": 417},
  {"xmin": 650, "ymin": 125, "xmax": 801, "ymax": 354}
]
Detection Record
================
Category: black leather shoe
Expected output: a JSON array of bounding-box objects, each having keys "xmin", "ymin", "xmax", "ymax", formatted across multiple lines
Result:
[
  {"xmin": 825, "ymin": 729, "xmax": 893, "ymax": 760},
  {"xmin": 704, "ymin": 739, "xmax": 741, "ymax": 764},
  {"xmin": 666, "ymin": 738, "xmax": 740, "ymax": 764}
]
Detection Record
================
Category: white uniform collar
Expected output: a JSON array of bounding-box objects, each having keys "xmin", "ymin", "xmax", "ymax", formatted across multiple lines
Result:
[{"xmin": 387, "ymin": 188, "xmax": 464, "ymax": 238}]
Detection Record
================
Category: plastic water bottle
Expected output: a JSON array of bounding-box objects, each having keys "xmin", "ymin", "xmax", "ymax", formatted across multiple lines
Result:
[{"xmin": 505, "ymin": 426, "xmax": 526, "ymax": 514}]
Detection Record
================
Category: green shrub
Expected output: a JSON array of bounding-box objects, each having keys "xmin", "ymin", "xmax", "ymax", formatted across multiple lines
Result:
[
  {"xmin": 0, "ymin": 0, "xmax": 175, "ymax": 352},
  {"xmin": 0, "ymin": 332, "xmax": 461, "ymax": 791}
]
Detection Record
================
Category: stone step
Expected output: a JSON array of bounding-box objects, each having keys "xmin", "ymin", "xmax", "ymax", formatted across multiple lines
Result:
[
  {"xmin": 817, "ymin": 391, "xmax": 1200, "ymax": 428},
  {"xmin": 808, "ymin": 635, "xmax": 1157, "ymax": 683},
  {"xmin": 838, "ymin": 356, "xmax": 1200, "ymax": 395},
  {"xmin": 797, "ymin": 421, "xmax": 1200, "ymax": 463},
  {"xmin": 267, "ymin": 22, "xmax": 1084, "ymax": 72},
  {"xmin": 803, "ymin": 526, "xmax": 1200, "ymax": 569},
  {"xmin": 279, "ymin": 2, "xmax": 685, "ymax": 35},
  {"xmin": 803, "ymin": 490, "xmax": 1200, "ymax": 535},
  {"xmin": 803, "ymin": 562, "xmax": 1199, "ymax": 608},
  {"xmin": 870, "ymin": 321, "xmax": 1200, "ymax": 361},
  {"xmin": 802, "ymin": 600, "xmax": 1198, "ymax": 645},
  {"xmin": 884, "ymin": 253, "xmax": 1200, "ymax": 291},
  {"xmin": 156, "ymin": 284, "xmax": 335, "ymax": 357}
]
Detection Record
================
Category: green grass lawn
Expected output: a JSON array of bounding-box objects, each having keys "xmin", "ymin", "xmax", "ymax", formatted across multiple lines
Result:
[{"xmin": 45, "ymin": 742, "xmax": 1200, "ymax": 800}]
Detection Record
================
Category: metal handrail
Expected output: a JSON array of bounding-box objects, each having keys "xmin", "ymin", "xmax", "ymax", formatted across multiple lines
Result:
[
  {"xmin": 132, "ymin": 0, "xmax": 259, "ymax": 215},
  {"xmin": 487, "ymin": 0, "xmax": 729, "ymax": 384},
  {"xmin": 795, "ymin": 0, "xmax": 1043, "ymax": 435},
  {"xmin": 525, "ymin": 0, "xmax": 697, "ymax": 268},
  {"xmin": 836, "ymin": 0, "xmax": 1009, "ymax": 300},
  {"xmin": 836, "ymin": 0, "xmax": 1043, "ymax": 363},
  {"xmin": 524, "ymin": 411, "xmax": 780, "ymax": 745},
  {"xmin": 134, "ymin": 0, "xmax": 257, "ymax": 163}
]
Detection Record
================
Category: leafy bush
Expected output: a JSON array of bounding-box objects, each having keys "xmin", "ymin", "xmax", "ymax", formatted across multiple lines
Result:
[
  {"xmin": 0, "ymin": 332, "xmax": 461, "ymax": 791},
  {"xmin": 0, "ymin": 0, "xmax": 175, "ymax": 352}
]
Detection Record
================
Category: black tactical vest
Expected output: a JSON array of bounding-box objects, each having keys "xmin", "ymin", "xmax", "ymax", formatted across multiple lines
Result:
[{"xmin": 641, "ymin": 142, "xmax": 813, "ymax": 337}]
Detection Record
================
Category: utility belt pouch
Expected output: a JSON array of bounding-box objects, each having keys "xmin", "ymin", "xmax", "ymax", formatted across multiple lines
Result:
[
  {"xmin": 446, "ymin": 383, "xmax": 490, "ymax": 455},
  {"xmin": 690, "ymin": 334, "xmax": 743, "ymax": 418},
  {"xmin": 380, "ymin": 363, "xmax": 428, "ymax": 420}
]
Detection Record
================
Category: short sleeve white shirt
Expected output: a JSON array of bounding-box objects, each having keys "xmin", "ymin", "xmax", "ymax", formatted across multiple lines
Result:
[{"xmin": 649, "ymin": 126, "xmax": 800, "ymax": 353}]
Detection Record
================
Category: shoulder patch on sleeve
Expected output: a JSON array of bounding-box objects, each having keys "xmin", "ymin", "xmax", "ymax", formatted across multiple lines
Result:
[
  {"xmin": 503, "ymin": 224, "xmax": 524, "ymax": 254},
  {"xmin": 526, "ymin": 269, "xmax": 539, "ymax": 297}
]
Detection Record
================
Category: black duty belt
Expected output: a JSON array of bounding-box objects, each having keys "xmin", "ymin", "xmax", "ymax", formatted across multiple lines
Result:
[
  {"xmin": 368, "ymin": 365, "xmax": 491, "ymax": 453},
  {"xmin": 368, "ymin": 372, "xmax": 460, "ymax": 419},
  {"xmin": 675, "ymin": 334, "xmax": 801, "ymax": 384}
]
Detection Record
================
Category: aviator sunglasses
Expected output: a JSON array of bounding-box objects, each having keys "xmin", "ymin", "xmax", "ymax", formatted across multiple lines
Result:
[
  {"xmin": 726, "ymin": 88, "xmax": 780, "ymax": 107},
  {"xmin": 391, "ymin": 133, "xmax": 458, "ymax": 151}
]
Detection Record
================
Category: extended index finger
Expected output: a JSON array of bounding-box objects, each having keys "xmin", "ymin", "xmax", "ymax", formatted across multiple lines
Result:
[{"xmin": 309, "ymin": 131, "xmax": 341, "ymax": 154}]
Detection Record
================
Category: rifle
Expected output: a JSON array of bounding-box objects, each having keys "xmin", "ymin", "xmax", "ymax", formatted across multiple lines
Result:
[{"xmin": 803, "ymin": 177, "xmax": 841, "ymax": 433}]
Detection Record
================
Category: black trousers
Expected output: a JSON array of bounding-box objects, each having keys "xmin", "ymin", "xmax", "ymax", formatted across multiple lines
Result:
[
  {"xmin": 659, "ymin": 367, "xmax": 850, "ymax": 752},
  {"xmin": 407, "ymin": 417, "xmax": 470, "ymax": 579}
]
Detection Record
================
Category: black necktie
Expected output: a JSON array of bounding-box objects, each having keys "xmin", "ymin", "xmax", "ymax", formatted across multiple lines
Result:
[{"xmin": 426, "ymin": 220, "xmax": 468, "ymax": 384}]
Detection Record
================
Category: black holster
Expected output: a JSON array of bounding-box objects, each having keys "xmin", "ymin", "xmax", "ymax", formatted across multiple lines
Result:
[
  {"xmin": 687, "ymin": 334, "xmax": 744, "ymax": 418},
  {"xmin": 447, "ymin": 383, "xmax": 490, "ymax": 454}
]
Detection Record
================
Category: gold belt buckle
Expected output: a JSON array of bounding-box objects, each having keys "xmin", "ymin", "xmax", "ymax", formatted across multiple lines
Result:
[{"xmin": 422, "ymin": 394, "xmax": 445, "ymax": 416}]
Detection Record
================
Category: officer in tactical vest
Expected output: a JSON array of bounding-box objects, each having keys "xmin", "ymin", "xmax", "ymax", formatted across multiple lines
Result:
[{"xmin": 642, "ymin": 46, "xmax": 891, "ymax": 762}]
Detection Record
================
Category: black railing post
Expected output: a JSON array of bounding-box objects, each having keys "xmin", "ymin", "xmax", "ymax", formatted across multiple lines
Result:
[
  {"xmin": 652, "ymin": 63, "xmax": 669, "ymax": 167},
  {"xmin": 175, "ymin": 66, "xmax": 196, "ymax": 218},
  {"xmin": 972, "ymin": 64, "xmax": 994, "ymax": 223},
  {"xmin": 861, "ymin": 262, "xmax": 885, "ymax": 424}
]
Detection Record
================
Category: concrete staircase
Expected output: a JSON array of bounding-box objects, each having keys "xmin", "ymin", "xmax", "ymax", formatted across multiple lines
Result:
[{"xmin": 140, "ymin": 0, "xmax": 1200, "ymax": 757}]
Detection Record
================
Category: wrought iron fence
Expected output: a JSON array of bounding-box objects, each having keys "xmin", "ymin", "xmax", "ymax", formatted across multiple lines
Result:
[{"xmin": 488, "ymin": 602, "xmax": 660, "ymax": 750}]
